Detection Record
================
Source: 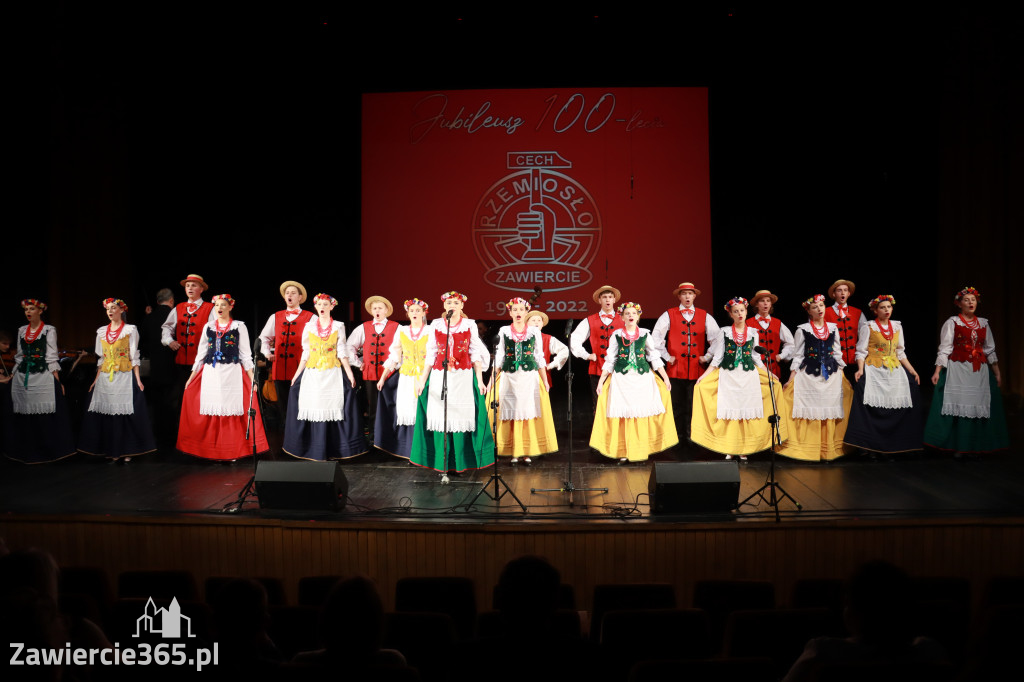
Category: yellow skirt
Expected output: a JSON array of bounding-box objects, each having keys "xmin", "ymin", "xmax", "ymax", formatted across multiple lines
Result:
[
  {"xmin": 589, "ymin": 375, "xmax": 679, "ymax": 461},
  {"xmin": 774, "ymin": 375, "xmax": 855, "ymax": 461},
  {"xmin": 690, "ymin": 367, "xmax": 788, "ymax": 456},
  {"xmin": 487, "ymin": 372, "xmax": 559, "ymax": 458}
]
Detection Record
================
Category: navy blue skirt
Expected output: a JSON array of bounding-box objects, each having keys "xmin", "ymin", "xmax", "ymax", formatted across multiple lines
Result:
[
  {"xmin": 844, "ymin": 368, "xmax": 925, "ymax": 454},
  {"xmin": 2, "ymin": 376, "xmax": 77, "ymax": 464},
  {"xmin": 79, "ymin": 377, "xmax": 158, "ymax": 459},
  {"xmin": 372, "ymin": 371, "xmax": 412, "ymax": 459},
  {"xmin": 283, "ymin": 371, "xmax": 368, "ymax": 461}
]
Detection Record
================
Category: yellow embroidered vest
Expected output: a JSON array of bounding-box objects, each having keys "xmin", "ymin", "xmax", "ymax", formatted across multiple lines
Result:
[
  {"xmin": 101, "ymin": 335, "xmax": 132, "ymax": 381},
  {"xmin": 399, "ymin": 332, "xmax": 429, "ymax": 377},
  {"xmin": 306, "ymin": 331, "xmax": 341, "ymax": 370},
  {"xmin": 864, "ymin": 328, "xmax": 901, "ymax": 371}
]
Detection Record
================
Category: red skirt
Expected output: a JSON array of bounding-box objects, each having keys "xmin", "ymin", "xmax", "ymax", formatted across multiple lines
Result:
[{"xmin": 176, "ymin": 370, "xmax": 269, "ymax": 461}]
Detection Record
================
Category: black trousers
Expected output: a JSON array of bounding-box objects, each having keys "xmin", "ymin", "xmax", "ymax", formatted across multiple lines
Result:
[{"xmin": 669, "ymin": 377, "xmax": 696, "ymax": 443}]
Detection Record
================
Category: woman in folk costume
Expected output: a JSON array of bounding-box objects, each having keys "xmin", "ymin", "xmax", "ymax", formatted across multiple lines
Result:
[
  {"xmin": 691, "ymin": 297, "xmax": 788, "ymax": 461},
  {"xmin": 283, "ymin": 293, "xmax": 366, "ymax": 461},
  {"xmin": 410, "ymin": 291, "xmax": 495, "ymax": 473},
  {"xmin": 525, "ymin": 309, "xmax": 570, "ymax": 391},
  {"xmin": 590, "ymin": 302, "xmax": 678, "ymax": 464},
  {"xmin": 79, "ymin": 298, "xmax": 157, "ymax": 462},
  {"xmin": 775, "ymin": 294, "xmax": 855, "ymax": 462},
  {"xmin": 375, "ymin": 298, "xmax": 431, "ymax": 460},
  {"xmin": 924, "ymin": 287, "xmax": 1009, "ymax": 456},
  {"xmin": 487, "ymin": 297, "xmax": 558, "ymax": 464},
  {"xmin": 177, "ymin": 294, "xmax": 270, "ymax": 461},
  {"xmin": 844, "ymin": 295, "xmax": 925, "ymax": 455},
  {"xmin": 0, "ymin": 299, "xmax": 76, "ymax": 463}
]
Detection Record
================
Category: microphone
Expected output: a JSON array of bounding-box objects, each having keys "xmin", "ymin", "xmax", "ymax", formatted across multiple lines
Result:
[
  {"xmin": 534, "ymin": 286, "xmax": 543, "ymax": 295},
  {"xmin": 565, "ymin": 318, "xmax": 573, "ymax": 339},
  {"xmin": 753, "ymin": 345, "xmax": 768, "ymax": 355},
  {"xmin": 445, "ymin": 309, "xmax": 454, "ymax": 321}
]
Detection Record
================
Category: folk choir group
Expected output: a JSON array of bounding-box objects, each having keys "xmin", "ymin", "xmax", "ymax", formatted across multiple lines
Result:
[{"xmin": 0, "ymin": 275, "xmax": 1009, "ymax": 469}]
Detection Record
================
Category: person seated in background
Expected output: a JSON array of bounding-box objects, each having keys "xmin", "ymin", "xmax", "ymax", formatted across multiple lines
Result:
[{"xmin": 781, "ymin": 560, "xmax": 947, "ymax": 681}]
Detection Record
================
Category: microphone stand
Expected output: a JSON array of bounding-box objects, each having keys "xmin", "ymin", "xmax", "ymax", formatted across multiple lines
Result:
[
  {"xmin": 738, "ymin": 344, "xmax": 801, "ymax": 521},
  {"xmin": 467, "ymin": 333, "xmax": 526, "ymax": 512},
  {"xmin": 224, "ymin": 325, "xmax": 266, "ymax": 513},
  {"xmin": 532, "ymin": 318, "xmax": 607, "ymax": 505},
  {"xmin": 440, "ymin": 311, "xmax": 453, "ymax": 484}
]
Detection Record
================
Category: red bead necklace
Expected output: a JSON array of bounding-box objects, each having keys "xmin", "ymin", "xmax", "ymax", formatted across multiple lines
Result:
[
  {"xmin": 622, "ymin": 326, "xmax": 640, "ymax": 342},
  {"xmin": 509, "ymin": 324, "xmax": 529, "ymax": 342},
  {"xmin": 316, "ymin": 317, "xmax": 334, "ymax": 339},
  {"xmin": 810, "ymin": 319, "xmax": 830, "ymax": 340},
  {"xmin": 215, "ymin": 319, "xmax": 232, "ymax": 338},
  {"xmin": 877, "ymin": 319, "xmax": 894, "ymax": 340},
  {"xmin": 24, "ymin": 323, "xmax": 44, "ymax": 344},
  {"xmin": 105, "ymin": 322, "xmax": 125, "ymax": 345},
  {"xmin": 731, "ymin": 324, "xmax": 748, "ymax": 344},
  {"xmin": 958, "ymin": 314, "xmax": 980, "ymax": 330}
]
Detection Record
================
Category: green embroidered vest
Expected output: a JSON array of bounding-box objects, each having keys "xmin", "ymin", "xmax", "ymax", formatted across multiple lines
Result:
[
  {"xmin": 612, "ymin": 333, "xmax": 651, "ymax": 375},
  {"xmin": 501, "ymin": 334, "xmax": 539, "ymax": 372},
  {"xmin": 721, "ymin": 337, "xmax": 756, "ymax": 371}
]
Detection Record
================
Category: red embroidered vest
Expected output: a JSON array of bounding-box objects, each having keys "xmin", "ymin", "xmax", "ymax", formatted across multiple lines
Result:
[
  {"xmin": 950, "ymin": 324, "xmax": 988, "ymax": 372},
  {"xmin": 823, "ymin": 306, "xmax": 862, "ymax": 365},
  {"xmin": 748, "ymin": 315, "xmax": 783, "ymax": 377},
  {"xmin": 173, "ymin": 301, "xmax": 214, "ymax": 366},
  {"xmin": 361, "ymin": 320, "xmax": 399, "ymax": 381},
  {"xmin": 432, "ymin": 328, "xmax": 474, "ymax": 371},
  {"xmin": 271, "ymin": 309, "xmax": 314, "ymax": 380},
  {"xmin": 587, "ymin": 313, "xmax": 624, "ymax": 375},
  {"xmin": 664, "ymin": 308, "xmax": 707, "ymax": 380}
]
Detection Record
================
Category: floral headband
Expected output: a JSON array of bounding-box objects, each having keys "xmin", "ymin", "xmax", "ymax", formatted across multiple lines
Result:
[
  {"xmin": 20, "ymin": 298, "xmax": 47, "ymax": 312},
  {"xmin": 313, "ymin": 293, "xmax": 338, "ymax": 306},
  {"xmin": 506, "ymin": 297, "xmax": 531, "ymax": 311},
  {"xmin": 212, "ymin": 294, "xmax": 236, "ymax": 308},
  {"xmin": 869, "ymin": 295, "xmax": 896, "ymax": 310},
  {"xmin": 616, "ymin": 301, "xmax": 643, "ymax": 315},
  {"xmin": 404, "ymin": 298, "xmax": 429, "ymax": 312},
  {"xmin": 102, "ymin": 298, "xmax": 128, "ymax": 311},
  {"xmin": 723, "ymin": 296, "xmax": 748, "ymax": 311},
  {"xmin": 802, "ymin": 294, "xmax": 826, "ymax": 310},
  {"xmin": 954, "ymin": 286, "xmax": 980, "ymax": 302},
  {"xmin": 440, "ymin": 291, "xmax": 468, "ymax": 302}
]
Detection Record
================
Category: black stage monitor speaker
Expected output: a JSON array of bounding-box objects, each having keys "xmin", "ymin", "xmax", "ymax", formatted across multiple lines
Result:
[
  {"xmin": 255, "ymin": 461, "xmax": 348, "ymax": 511},
  {"xmin": 648, "ymin": 461, "xmax": 740, "ymax": 513}
]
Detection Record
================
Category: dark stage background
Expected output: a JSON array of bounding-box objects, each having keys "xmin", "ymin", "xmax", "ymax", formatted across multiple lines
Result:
[{"xmin": 13, "ymin": 3, "xmax": 1022, "ymax": 397}]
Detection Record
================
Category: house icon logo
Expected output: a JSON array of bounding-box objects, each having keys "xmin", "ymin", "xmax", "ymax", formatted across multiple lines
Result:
[{"xmin": 133, "ymin": 597, "xmax": 196, "ymax": 638}]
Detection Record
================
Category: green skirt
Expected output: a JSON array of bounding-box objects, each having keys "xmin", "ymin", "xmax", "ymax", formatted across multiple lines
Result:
[
  {"xmin": 923, "ymin": 367, "xmax": 1009, "ymax": 453},
  {"xmin": 410, "ymin": 374, "xmax": 495, "ymax": 472}
]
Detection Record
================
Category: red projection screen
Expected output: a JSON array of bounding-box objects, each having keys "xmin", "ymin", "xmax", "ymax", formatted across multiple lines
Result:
[{"xmin": 361, "ymin": 87, "xmax": 711, "ymax": 321}]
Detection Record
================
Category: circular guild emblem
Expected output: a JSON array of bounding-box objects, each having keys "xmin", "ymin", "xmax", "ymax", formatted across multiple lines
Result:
[{"xmin": 474, "ymin": 153, "xmax": 601, "ymax": 293}]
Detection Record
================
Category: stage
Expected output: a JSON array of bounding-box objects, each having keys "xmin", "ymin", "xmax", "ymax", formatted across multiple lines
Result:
[{"xmin": 2, "ymin": 401, "xmax": 1022, "ymax": 613}]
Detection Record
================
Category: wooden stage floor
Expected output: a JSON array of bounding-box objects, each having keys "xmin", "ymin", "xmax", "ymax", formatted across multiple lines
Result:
[{"xmin": 2, "ymin": 426, "xmax": 1021, "ymax": 525}]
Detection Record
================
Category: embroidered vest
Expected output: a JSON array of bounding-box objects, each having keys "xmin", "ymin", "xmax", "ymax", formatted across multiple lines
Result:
[
  {"xmin": 722, "ymin": 336, "xmax": 756, "ymax": 372},
  {"xmin": 749, "ymin": 315, "xmax": 783, "ymax": 377},
  {"xmin": 272, "ymin": 309, "xmax": 314, "ymax": 380},
  {"xmin": 174, "ymin": 301, "xmax": 214, "ymax": 366},
  {"xmin": 361, "ymin": 320, "xmax": 399, "ymax": 381},
  {"xmin": 101, "ymin": 334, "xmax": 132, "ymax": 382},
  {"xmin": 950, "ymin": 324, "xmax": 987, "ymax": 372},
  {"xmin": 823, "ymin": 306, "xmax": 862, "ymax": 365},
  {"xmin": 202, "ymin": 327, "xmax": 241, "ymax": 367},
  {"xmin": 612, "ymin": 333, "xmax": 651, "ymax": 375},
  {"xmin": 306, "ymin": 330, "xmax": 342, "ymax": 371},
  {"xmin": 399, "ymin": 330, "xmax": 429, "ymax": 377},
  {"xmin": 501, "ymin": 333, "xmax": 539, "ymax": 372},
  {"xmin": 798, "ymin": 329, "xmax": 839, "ymax": 379},
  {"xmin": 18, "ymin": 333, "xmax": 49, "ymax": 388},
  {"xmin": 432, "ymin": 328, "xmax": 474, "ymax": 371},
  {"xmin": 665, "ymin": 308, "xmax": 707, "ymax": 380},
  {"xmin": 864, "ymin": 327, "xmax": 901, "ymax": 371},
  {"xmin": 587, "ymin": 313, "xmax": 624, "ymax": 375}
]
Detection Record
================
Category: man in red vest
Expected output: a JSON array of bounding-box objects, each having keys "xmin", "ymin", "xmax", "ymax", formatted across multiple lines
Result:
[
  {"xmin": 570, "ymin": 284, "xmax": 624, "ymax": 410},
  {"xmin": 651, "ymin": 282, "xmax": 720, "ymax": 445},
  {"xmin": 824, "ymin": 279, "xmax": 868, "ymax": 383},
  {"xmin": 160, "ymin": 274, "xmax": 215, "ymax": 405},
  {"xmin": 346, "ymin": 295, "xmax": 400, "ymax": 442},
  {"xmin": 258, "ymin": 280, "xmax": 314, "ymax": 431},
  {"xmin": 747, "ymin": 289, "xmax": 795, "ymax": 379}
]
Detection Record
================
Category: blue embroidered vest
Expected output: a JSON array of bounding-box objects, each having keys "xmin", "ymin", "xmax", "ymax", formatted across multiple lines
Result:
[
  {"xmin": 203, "ymin": 328, "xmax": 241, "ymax": 367},
  {"xmin": 798, "ymin": 329, "xmax": 839, "ymax": 379}
]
